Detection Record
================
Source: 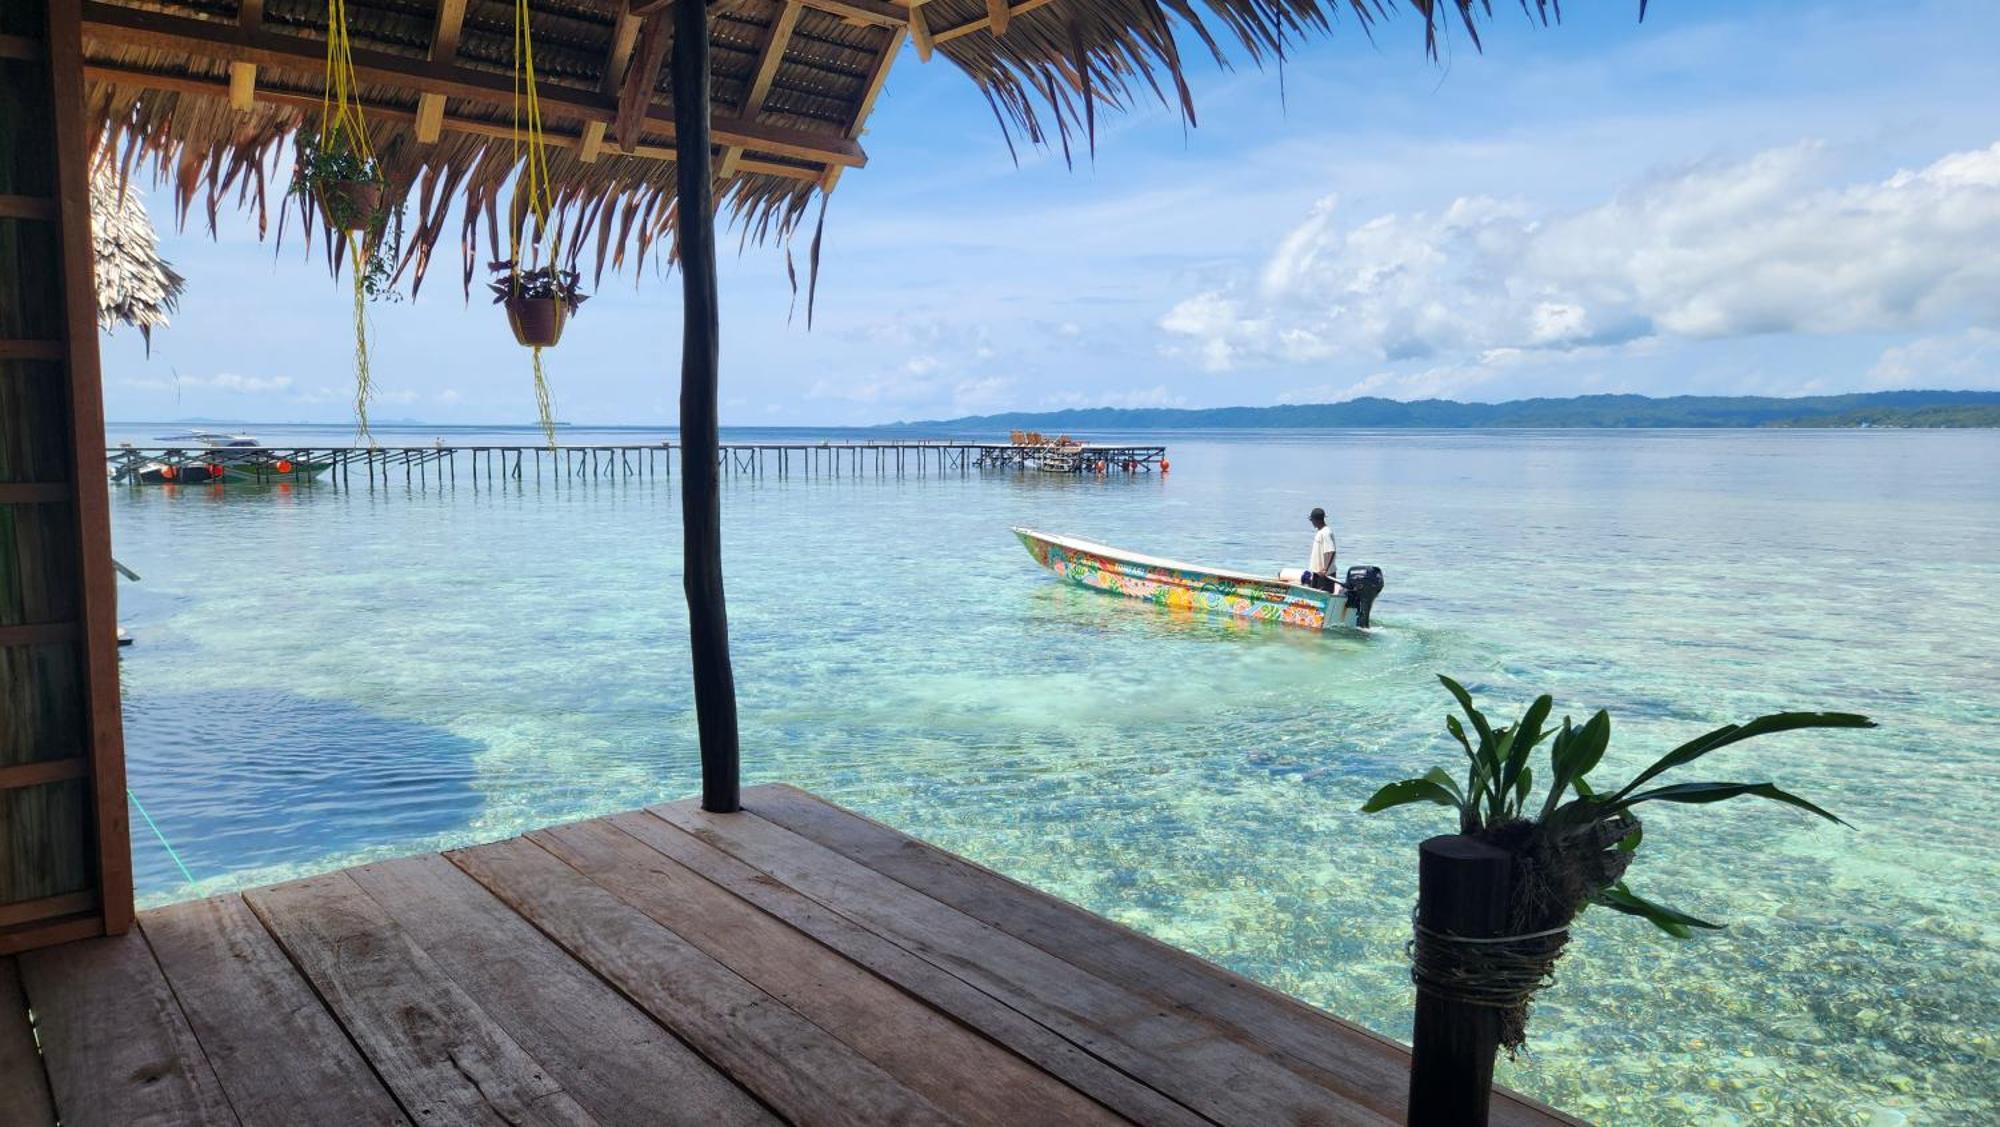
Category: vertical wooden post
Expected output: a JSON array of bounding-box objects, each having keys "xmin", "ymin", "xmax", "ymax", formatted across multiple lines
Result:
[
  {"xmin": 673, "ymin": 0, "xmax": 739, "ymax": 814},
  {"xmin": 1408, "ymin": 835, "xmax": 1512, "ymax": 1127},
  {"xmin": 0, "ymin": 0, "xmax": 134, "ymax": 952}
]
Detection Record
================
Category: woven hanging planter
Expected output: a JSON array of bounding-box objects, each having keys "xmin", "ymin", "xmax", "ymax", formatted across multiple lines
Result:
[{"xmin": 505, "ymin": 296, "xmax": 567, "ymax": 348}]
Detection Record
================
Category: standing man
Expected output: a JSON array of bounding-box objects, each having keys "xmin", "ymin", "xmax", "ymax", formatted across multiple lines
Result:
[{"xmin": 1304, "ymin": 507, "xmax": 1339, "ymax": 591}]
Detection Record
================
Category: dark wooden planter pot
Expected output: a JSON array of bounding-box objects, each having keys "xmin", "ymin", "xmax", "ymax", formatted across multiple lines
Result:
[
  {"xmin": 317, "ymin": 180, "xmax": 382, "ymax": 232},
  {"xmin": 506, "ymin": 296, "xmax": 568, "ymax": 348}
]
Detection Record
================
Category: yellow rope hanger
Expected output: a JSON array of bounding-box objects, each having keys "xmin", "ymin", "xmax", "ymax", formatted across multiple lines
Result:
[
  {"xmin": 323, "ymin": 0, "xmax": 379, "ymax": 445},
  {"xmin": 513, "ymin": 0, "xmax": 562, "ymax": 451}
]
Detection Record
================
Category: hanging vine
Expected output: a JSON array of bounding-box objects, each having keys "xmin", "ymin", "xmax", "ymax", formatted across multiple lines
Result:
[
  {"xmin": 293, "ymin": 0, "xmax": 391, "ymax": 444},
  {"xmin": 487, "ymin": 0, "xmax": 588, "ymax": 450}
]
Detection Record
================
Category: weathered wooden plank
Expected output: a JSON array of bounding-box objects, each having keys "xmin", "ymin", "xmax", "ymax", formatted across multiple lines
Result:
[
  {"xmin": 747, "ymin": 786, "xmax": 1582, "ymax": 1126},
  {"xmin": 344, "ymin": 854, "xmax": 773, "ymax": 1127},
  {"xmin": 15, "ymin": 930, "xmax": 236, "ymax": 1126},
  {"xmin": 0, "ymin": 956, "xmax": 56, "ymax": 1127},
  {"xmin": 648, "ymin": 800, "xmax": 1395, "ymax": 1127},
  {"xmin": 141, "ymin": 895, "xmax": 407, "ymax": 1126},
  {"xmin": 445, "ymin": 835, "xmax": 953, "ymax": 1127},
  {"xmin": 603, "ymin": 809, "xmax": 1202, "ymax": 1125},
  {"xmin": 533, "ymin": 817, "xmax": 1121, "ymax": 1127},
  {"xmin": 243, "ymin": 871, "xmax": 596, "ymax": 1126}
]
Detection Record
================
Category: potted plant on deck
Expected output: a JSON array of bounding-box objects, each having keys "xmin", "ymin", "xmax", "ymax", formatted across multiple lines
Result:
[{"xmin": 1363, "ymin": 676, "xmax": 1872, "ymax": 1124}]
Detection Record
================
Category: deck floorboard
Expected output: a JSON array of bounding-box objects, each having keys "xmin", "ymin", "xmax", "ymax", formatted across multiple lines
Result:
[
  {"xmin": 0, "ymin": 784, "xmax": 1581, "ymax": 1126},
  {"xmin": 0, "ymin": 957, "xmax": 57, "ymax": 1127},
  {"xmin": 141, "ymin": 894, "xmax": 407, "ymax": 1125}
]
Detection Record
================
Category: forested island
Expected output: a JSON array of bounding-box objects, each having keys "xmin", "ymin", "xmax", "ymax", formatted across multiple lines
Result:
[{"xmin": 891, "ymin": 390, "xmax": 2000, "ymax": 432}]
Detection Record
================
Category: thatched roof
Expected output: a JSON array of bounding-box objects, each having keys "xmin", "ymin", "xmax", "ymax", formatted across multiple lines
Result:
[
  {"xmin": 90, "ymin": 156, "xmax": 186, "ymax": 347},
  {"xmin": 80, "ymin": 0, "xmax": 1558, "ymax": 297}
]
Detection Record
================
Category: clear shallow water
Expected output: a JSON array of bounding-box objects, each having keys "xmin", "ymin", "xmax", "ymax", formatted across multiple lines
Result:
[{"xmin": 106, "ymin": 426, "xmax": 1998, "ymax": 1124}]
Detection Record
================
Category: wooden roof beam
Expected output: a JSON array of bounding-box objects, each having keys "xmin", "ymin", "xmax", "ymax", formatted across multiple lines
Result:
[
  {"xmin": 614, "ymin": 14, "xmax": 672, "ymax": 153},
  {"xmin": 229, "ymin": 0, "xmax": 261, "ymax": 110},
  {"xmin": 719, "ymin": 0, "xmax": 802, "ymax": 181},
  {"xmin": 909, "ymin": 7, "xmax": 934, "ymax": 61},
  {"xmin": 810, "ymin": 0, "xmax": 906, "ymax": 28},
  {"xmin": 415, "ymin": 0, "xmax": 466, "ymax": 142},
  {"xmin": 78, "ymin": 2, "xmax": 867, "ymax": 168},
  {"xmin": 820, "ymin": 24, "xmax": 904, "ymax": 192},
  {"xmin": 934, "ymin": 0, "xmax": 1058, "ymax": 45},
  {"xmin": 82, "ymin": 60, "xmax": 831, "ymax": 183}
]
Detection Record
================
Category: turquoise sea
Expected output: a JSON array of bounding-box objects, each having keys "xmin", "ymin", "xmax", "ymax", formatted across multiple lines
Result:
[{"xmin": 105, "ymin": 425, "xmax": 1998, "ymax": 1125}]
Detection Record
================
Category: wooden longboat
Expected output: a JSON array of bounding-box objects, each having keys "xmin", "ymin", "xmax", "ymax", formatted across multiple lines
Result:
[{"xmin": 1013, "ymin": 527, "xmax": 1381, "ymax": 630}]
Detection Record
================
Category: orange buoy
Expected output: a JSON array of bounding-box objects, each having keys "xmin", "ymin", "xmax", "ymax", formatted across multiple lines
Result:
[
  {"xmin": 1161, "ymin": 459, "xmax": 1171, "ymax": 472},
  {"xmin": 275, "ymin": 459, "xmax": 294, "ymax": 474},
  {"xmin": 209, "ymin": 464, "xmax": 226, "ymax": 479},
  {"xmin": 160, "ymin": 465, "xmax": 177, "ymax": 481}
]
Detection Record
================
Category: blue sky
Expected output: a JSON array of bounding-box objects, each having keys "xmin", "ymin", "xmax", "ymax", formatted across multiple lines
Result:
[{"xmin": 103, "ymin": 0, "xmax": 2000, "ymax": 426}]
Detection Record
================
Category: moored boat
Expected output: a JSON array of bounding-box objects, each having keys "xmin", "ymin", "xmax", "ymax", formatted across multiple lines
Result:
[
  {"xmin": 1013, "ymin": 527, "xmax": 1384, "ymax": 630},
  {"xmin": 114, "ymin": 433, "xmax": 330, "ymax": 485}
]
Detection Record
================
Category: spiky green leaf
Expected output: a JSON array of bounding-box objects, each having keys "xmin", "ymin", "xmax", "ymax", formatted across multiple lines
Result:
[
  {"xmin": 1360, "ymin": 777, "xmax": 1463, "ymax": 815},
  {"xmin": 1617, "ymin": 781, "xmax": 1848, "ymax": 826},
  {"xmin": 1594, "ymin": 881, "xmax": 1723, "ymax": 938},
  {"xmin": 1613, "ymin": 712, "xmax": 1875, "ymax": 801}
]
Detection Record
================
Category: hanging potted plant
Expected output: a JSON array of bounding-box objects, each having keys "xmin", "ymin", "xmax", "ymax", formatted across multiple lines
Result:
[
  {"xmin": 292, "ymin": 0, "xmax": 396, "ymax": 442},
  {"xmin": 493, "ymin": 0, "xmax": 585, "ymax": 449},
  {"xmin": 292, "ymin": 125, "xmax": 383, "ymax": 233},
  {"xmin": 488, "ymin": 261, "xmax": 587, "ymax": 348},
  {"xmin": 1360, "ymin": 677, "xmax": 1872, "ymax": 1080}
]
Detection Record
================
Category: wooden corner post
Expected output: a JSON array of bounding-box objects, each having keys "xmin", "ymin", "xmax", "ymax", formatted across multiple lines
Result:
[
  {"xmin": 672, "ymin": 0, "xmax": 740, "ymax": 813},
  {"xmin": 1408, "ymin": 835, "xmax": 1511, "ymax": 1127},
  {"xmin": 0, "ymin": 0, "xmax": 135, "ymax": 953}
]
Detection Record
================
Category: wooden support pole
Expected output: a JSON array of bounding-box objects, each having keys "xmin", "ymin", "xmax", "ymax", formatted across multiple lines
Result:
[
  {"xmin": 1408, "ymin": 835, "xmax": 1512, "ymax": 1127},
  {"xmin": 675, "ymin": 0, "xmax": 739, "ymax": 814}
]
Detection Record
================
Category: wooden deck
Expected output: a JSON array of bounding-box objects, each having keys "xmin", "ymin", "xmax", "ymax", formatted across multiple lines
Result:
[{"xmin": 0, "ymin": 785, "xmax": 1577, "ymax": 1126}]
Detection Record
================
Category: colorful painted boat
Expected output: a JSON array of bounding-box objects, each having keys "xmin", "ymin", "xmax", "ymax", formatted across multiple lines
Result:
[{"xmin": 1013, "ymin": 527, "xmax": 1384, "ymax": 630}]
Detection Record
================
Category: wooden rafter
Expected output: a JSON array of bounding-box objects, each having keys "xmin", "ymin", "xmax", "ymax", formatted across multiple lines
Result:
[
  {"xmin": 79, "ymin": 2, "xmax": 866, "ymax": 169},
  {"xmin": 83, "ymin": 61, "xmax": 826, "ymax": 182},
  {"xmin": 935, "ymin": 0, "xmax": 1059, "ymax": 45},
  {"xmin": 986, "ymin": 0, "xmax": 1011, "ymax": 36},
  {"xmin": 227, "ymin": 0, "xmax": 261, "ymax": 110},
  {"xmin": 415, "ymin": 0, "xmax": 467, "ymax": 141},
  {"xmin": 614, "ymin": 13, "xmax": 672, "ymax": 154},
  {"xmin": 718, "ymin": 0, "xmax": 802, "ymax": 181},
  {"xmin": 909, "ymin": 7, "xmax": 935, "ymax": 61},
  {"xmin": 600, "ymin": 5, "xmax": 643, "ymax": 97},
  {"xmin": 811, "ymin": 0, "xmax": 906, "ymax": 28},
  {"xmin": 821, "ymin": 25, "xmax": 904, "ymax": 192}
]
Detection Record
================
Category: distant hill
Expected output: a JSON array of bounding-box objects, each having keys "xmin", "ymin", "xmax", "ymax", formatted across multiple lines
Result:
[{"xmin": 884, "ymin": 390, "xmax": 2000, "ymax": 432}]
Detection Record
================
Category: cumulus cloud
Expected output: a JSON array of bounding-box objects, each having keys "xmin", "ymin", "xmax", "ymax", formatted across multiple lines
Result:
[
  {"xmin": 122, "ymin": 371, "xmax": 293, "ymax": 394},
  {"xmin": 1161, "ymin": 140, "xmax": 2000, "ymax": 374},
  {"xmin": 1869, "ymin": 328, "xmax": 2000, "ymax": 389}
]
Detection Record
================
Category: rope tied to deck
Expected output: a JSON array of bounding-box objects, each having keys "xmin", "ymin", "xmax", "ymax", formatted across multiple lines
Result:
[{"xmin": 1406, "ymin": 908, "xmax": 1570, "ymax": 1053}]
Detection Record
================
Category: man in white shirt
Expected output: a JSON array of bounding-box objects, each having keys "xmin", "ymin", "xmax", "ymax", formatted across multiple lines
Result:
[{"xmin": 1304, "ymin": 507, "xmax": 1338, "ymax": 591}]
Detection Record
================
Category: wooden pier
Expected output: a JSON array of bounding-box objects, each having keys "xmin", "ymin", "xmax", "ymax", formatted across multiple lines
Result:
[
  {"xmin": 0, "ymin": 785, "xmax": 1574, "ymax": 1126},
  {"xmin": 106, "ymin": 441, "xmax": 1169, "ymax": 488}
]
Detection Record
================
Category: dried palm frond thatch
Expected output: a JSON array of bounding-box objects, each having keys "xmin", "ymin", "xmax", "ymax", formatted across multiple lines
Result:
[
  {"xmin": 90, "ymin": 157, "xmax": 186, "ymax": 350},
  {"xmin": 78, "ymin": 0, "xmax": 1613, "ymax": 299}
]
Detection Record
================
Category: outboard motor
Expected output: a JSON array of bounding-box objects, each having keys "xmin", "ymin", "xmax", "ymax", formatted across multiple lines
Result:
[{"xmin": 1343, "ymin": 565, "xmax": 1385, "ymax": 628}]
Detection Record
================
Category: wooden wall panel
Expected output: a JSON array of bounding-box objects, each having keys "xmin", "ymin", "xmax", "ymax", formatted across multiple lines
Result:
[{"xmin": 0, "ymin": 0, "xmax": 132, "ymax": 950}]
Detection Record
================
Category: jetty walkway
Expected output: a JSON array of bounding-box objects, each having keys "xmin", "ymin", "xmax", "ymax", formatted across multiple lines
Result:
[{"xmin": 106, "ymin": 440, "xmax": 1169, "ymax": 488}]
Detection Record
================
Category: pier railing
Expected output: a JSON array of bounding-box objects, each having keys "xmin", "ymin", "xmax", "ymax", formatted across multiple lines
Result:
[{"xmin": 106, "ymin": 441, "xmax": 1169, "ymax": 488}]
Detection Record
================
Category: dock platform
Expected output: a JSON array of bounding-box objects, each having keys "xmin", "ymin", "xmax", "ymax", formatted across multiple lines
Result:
[
  {"xmin": 2, "ymin": 785, "xmax": 1572, "ymax": 1126},
  {"xmin": 106, "ymin": 441, "xmax": 1170, "ymax": 488}
]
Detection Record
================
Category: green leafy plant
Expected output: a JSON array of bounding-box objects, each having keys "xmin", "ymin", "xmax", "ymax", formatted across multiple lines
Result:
[
  {"xmin": 290, "ymin": 126, "xmax": 402, "ymax": 303},
  {"xmin": 1363, "ymin": 676, "xmax": 1872, "ymax": 937}
]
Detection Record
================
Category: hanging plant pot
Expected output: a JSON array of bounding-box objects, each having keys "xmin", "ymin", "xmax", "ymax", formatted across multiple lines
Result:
[
  {"xmin": 317, "ymin": 179, "xmax": 382, "ymax": 232},
  {"xmin": 506, "ymin": 296, "xmax": 568, "ymax": 348}
]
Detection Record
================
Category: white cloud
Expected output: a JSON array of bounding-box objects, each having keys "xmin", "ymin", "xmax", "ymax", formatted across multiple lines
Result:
[
  {"xmin": 122, "ymin": 371, "xmax": 293, "ymax": 394},
  {"xmin": 1162, "ymin": 140, "xmax": 2000, "ymax": 372},
  {"xmin": 1868, "ymin": 328, "xmax": 2000, "ymax": 389}
]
